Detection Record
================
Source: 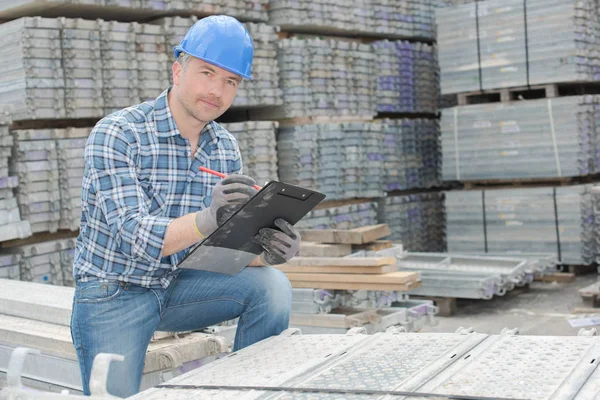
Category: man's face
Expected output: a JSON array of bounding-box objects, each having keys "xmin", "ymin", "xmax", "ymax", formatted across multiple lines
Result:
[{"xmin": 172, "ymin": 57, "xmax": 242, "ymax": 123}]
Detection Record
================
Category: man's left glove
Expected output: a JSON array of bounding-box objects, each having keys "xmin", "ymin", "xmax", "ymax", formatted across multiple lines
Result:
[{"xmin": 256, "ymin": 218, "xmax": 301, "ymax": 266}]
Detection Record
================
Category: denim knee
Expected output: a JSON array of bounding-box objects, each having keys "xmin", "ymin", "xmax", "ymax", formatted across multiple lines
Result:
[{"xmin": 254, "ymin": 267, "xmax": 292, "ymax": 314}]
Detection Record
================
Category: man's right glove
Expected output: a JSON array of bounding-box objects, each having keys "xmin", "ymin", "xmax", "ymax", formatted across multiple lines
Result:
[
  {"xmin": 255, "ymin": 218, "xmax": 301, "ymax": 266},
  {"xmin": 194, "ymin": 174, "xmax": 258, "ymax": 238}
]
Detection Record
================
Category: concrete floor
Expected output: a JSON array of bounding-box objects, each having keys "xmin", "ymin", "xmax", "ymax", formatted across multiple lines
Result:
[{"xmin": 419, "ymin": 273, "xmax": 599, "ymax": 336}]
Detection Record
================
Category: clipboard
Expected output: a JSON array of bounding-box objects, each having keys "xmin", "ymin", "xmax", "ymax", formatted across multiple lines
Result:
[{"xmin": 177, "ymin": 181, "xmax": 326, "ymax": 275}]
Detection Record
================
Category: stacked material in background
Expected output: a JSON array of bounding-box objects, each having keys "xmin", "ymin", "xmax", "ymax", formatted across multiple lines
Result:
[
  {"xmin": 0, "ymin": 0, "xmax": 269, "ymax": 22},
  {"xmin": 0, "ymin": 253, "xmax": 20, "ymax": 280},
  {"xmin": 161, "ymin": 17, "xmax": 282, "ymax": 108},
  {"xmin": 263, "ymin": 38, "xmax": 376, "ymax": 119},
  {"xmin": 268, "ymin": 0, "xmax": 436, "ymax": 40},
  {"xmin": 377, "ymin": 192, "xmax": 446, "ymax": 252},
  {"xmin": 277, "ymin": 122, "xmax": 384, "ymax": 201},
  {"xmin": 10, "ymin": 128, "xmax": 88, "ymax": 233},
  {"xmin": 221, "ymin": 121, "xmax": 279, "ymax": 185},
  {"xmin": 0, "ymin": 238, "xmax": 76, "ymax": 285},
  {"xmin": 374, "ymin": 40, "xmax": 439, "ymax": 114},
  {"xmin": 133, "ymin": 21, "xmax": 169, "ymax": 103},
  {"xmin": 0, "ymin": 107, "xmax": 31, "ymax": 242},
  {"xmin": 445, "ymin": 185, "xmax": 594, "ymax": 264},
  {"xmin": 10, "ymin": 130, "xmax": 61, "ymax": 234},
  {"xmin": 296, "ymin": 202, "xmax": 378, "ymax": 230},
  {"xmin": 437, "ymin": 0, "xmax": 600, "ymax": 94},
  {"xmin": 0, "ymin": 17, "xmax": 66, "ymax": 121},
  {"xmin": 442, "ymin": 96, "xmax": 600, "ymax": 181},
  {"xmin": 62, "ymin": 18, "xmax": 103, "ymax": 119},
  {"xmin": 383, "ymin": 118, "xmax": 441, "ymax": 192}
]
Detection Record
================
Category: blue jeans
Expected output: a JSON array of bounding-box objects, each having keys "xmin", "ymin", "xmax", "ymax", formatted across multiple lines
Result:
[{"xmin": 70, "ymin": 267, "xmax": 292, "ymax": 398}]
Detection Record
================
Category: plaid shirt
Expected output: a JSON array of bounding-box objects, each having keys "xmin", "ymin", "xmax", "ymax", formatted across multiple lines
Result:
[{"xmin": 74, "ymin": 88, "xmax": 243, "ymax": 289}]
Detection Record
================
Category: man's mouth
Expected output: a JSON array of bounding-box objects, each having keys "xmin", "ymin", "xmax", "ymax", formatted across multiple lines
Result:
[{"xmin": 200, "ymin": 99, "xmax": 220, "ymax": 109}]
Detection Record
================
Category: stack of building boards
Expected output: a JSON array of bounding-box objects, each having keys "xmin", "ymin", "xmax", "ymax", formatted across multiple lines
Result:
[
  {"xmin": 377, "ymin": 192, "xmax": 446, "ymax": 252},
  {"xmin": 374, "ymin": 40, "xmax": 439, "ymax": 114},
  {"xmin": 437, "ymin": 0, "xmax": 600, "ymax": 94},
  {"xmin": 0, "ymin": 237, "xmax": 75, "ymax": 285},
  {"xmin": 221, "ymin": 121, "xmax": 279, "ymax": 185},
  {"xmin": 0, "ymin": 107, "xmax": 31, "ymax": 243},
  {"xmin": 277, "ymin": 122, "xmax": 385, "ymax": 201},
  {"xmin": 0, "ymin": 0, "xmax": 269, "ymax": 22},
  {"xmin": 55, "ymin": 129, "xmax": 87, "ymax": 231},
  {"xmin": 0, "ymin": 279, "xmax": 230, "ymax": 394},
  {"xmin": 279, "ymin": 224, "xmax": 420, "ymax": 292},
  {"xmin": 383, "ymin": 118, "xmax": 441, "ymax": 191},
  {"xmin": 257, "ymin": 38, "xmax": 376, "ymax": 120},
  {"xmin": 445, "ymin": 185, "xmax": 594, "ymax": 265},
  {"xmin": 161, "ymin": 17, "xmax": 282, "ymax": 109},
  {"xmin": 296, "ymin": 201, "xmax": 378, "ymax": 231},
  {"xmin": 268, "ymin": 0, "xmax": 437, "ymax": 40},
  {"xmin": 10, "ymin": 130, "xmax": 61, "ymax": 234},
  {"xmin": 442, "ymin": 96, "xmax": 600, "ymax": 181}
]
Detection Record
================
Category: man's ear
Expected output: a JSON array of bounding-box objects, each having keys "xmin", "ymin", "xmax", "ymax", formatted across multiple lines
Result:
[{"xmin": 172, "ymin": 62, "xmax": 182, "ymax": 86}]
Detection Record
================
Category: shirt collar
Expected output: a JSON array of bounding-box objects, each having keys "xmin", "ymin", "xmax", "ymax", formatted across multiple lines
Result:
[{"xmin": 153, "ymin": 87, "xmax": 228, "ymax": 142}]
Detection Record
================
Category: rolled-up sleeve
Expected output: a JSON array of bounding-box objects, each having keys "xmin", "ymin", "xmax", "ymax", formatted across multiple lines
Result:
[{"xmin": 86, "ymin": 119, "xmax": 171, "ymax": 263}]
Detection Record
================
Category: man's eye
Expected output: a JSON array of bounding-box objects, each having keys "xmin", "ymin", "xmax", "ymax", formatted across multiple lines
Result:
[
  {"xmin": 227, "ymin": 80, "xmax": 237, "ymax": 87},
  {"xmin": 202, "ymin": 71, "xmax": 211, "ymax": 76}
]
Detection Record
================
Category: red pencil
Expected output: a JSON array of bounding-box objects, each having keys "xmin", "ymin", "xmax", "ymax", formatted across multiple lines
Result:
[{"xmin": 199, "ymin": 166, "xmax": 262, "ymax": 191}]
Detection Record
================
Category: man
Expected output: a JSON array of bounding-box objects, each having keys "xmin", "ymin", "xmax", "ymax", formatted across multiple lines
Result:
[{"xmin": 71, "ymin": 15, "xmax": 299, "ymax": 398}]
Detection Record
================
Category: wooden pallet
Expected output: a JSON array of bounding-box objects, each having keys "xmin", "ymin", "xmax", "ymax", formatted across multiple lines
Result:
[
  {"xmin": 1, "ymin": 230, "xmax": 79, "ymax": 249},
  {"xmin": 277, "ymin": 28, "xmax": 434, "ymax": 44},
  {"xmin": 534, "ymin": 273, "xmax": 576, "ymax": 284},
  {"xmin": 297, "ymin": 224, "xmax": 391, "ymax": 245},
  {"xmin": 456, "ymin": 82, "xmax": 600, "ymax": 106}
]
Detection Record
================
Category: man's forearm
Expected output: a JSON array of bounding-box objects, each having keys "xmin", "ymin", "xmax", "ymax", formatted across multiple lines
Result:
[{"xmin": 163, "ymin": 213, "xmax": 203, "ymax": 257}]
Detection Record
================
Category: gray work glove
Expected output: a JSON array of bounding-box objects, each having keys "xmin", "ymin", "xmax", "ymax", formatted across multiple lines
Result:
[
  {"xmin": 194, "ymin": 174, "xmax": 258, "ymax": 238},
  {"xmin": 256, "ymin": 218, "xmax": 301, "ymax": 266}
]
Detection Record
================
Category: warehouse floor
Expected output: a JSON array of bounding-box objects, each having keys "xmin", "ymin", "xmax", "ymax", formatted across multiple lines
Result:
[{"xmin": 420, "ymin": 273, "xmax": 599, "ymax": 336}]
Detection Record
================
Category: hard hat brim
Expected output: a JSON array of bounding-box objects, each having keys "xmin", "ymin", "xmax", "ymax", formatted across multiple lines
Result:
[{"xmin": 174, "ymin": 46, "xmax": 253, "ymax": 80}]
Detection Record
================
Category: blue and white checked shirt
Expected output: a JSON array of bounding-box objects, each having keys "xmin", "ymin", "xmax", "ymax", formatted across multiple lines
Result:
[{"xmin": 74, "ymin": 88, "xmax": 243, "ymax": 289}]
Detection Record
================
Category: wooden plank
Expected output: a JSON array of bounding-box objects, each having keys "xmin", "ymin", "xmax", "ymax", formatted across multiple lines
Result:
[
  {"xmin": 353, "ymin": 240, "xmax": 393, "ymax": 252},
  {"xmin": 534, "ymin": 273, "xmax": 576, "ymax": 283},
  {"xmin": 286, "ymin": 271, "xmax": 417, "ymax": 284},
  {"xmin": 297, "ymin": 224, "xmax": 390, "ymax": 245},
  {"xmin": 285, "ymin": 257, "xmax": 396, "ymax": 267},
  {"xmin": 290, "ymin": 308, "xmax": 378, "ymax": 328},
  {"xmin": 298, "ymin": 242, "xmax": 352, "ymax": 257},
  {"xmin": 290, "ymin": 280, "xmax": 421, "ymax": 292},
  {"xmin": 1, "ymin": 230, "xmax": 78, "ymax": 248},
  {"xmin": 277, "ymin": 264, "xmax": 397, "ymax": 274}
]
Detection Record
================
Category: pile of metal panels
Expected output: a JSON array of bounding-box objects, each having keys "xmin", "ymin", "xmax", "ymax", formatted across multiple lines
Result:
[
  {"xmin": 0, "ymin": 0, "xmax": 269, "ymax": 23},
  {"xmin": 129, "ymin": 329, "xmax": 600, "ymax": 400},
  {"xmin": 295, "ymin": 201, "xmax": 378, "ymax": 230},
  {"xmin": 10, "ymin": 130, "xmax": 61, "ymax": 234},
  {"xmin": 0, "ymin": 279, "xmax": 230, "ymax": 394},
  {"xmin": 269, "ymin": 0, "xmax": 437, "ymax": 40},
  {"xmin": 0, "ymin": 254, "xmax": 19, "ymax": 280},
  {"xmin": 374, "ymin": 40, "xmax": 439, "ymax": 114},
  {"xmin": 377, "ymin": 192, "xmax": 446, "ymax": 252},
  {"xmin": 0, "ymin": 108, "xmax": 31, "ymax": 243},
  {"xmin": 437, "ymin": 0, "xmax": 600, "ymax": 94},
  {"xmin": 0, "ymin": 238, "xmax": 75, "ymax": 285},
  {"xmin": 442, "ymin": 96, "xmax": 600, "ymax": 181},
  {"xmin": 56, "ymin": 130, "xmax": 87, "ymax": 231},
  {"xmin": 268, "ymin": 38, "xmax": 376, "ymax": 119},
  {"xmin": 278, "ymin": 122, "xmax": 385, "ymax": 201},
  {"xmin": 161, "ymin": 17, "xmax": 282, "ymax": 109},
  {"xmin": 221, "ymin": 121, "xmax": 279, "ymax": 186},
  {"xmin": 383, "ymin": 118, "xmax": 441, "ymax": 192},
  {"xmin": 446, "ymin": 185, "xmax": 594, "ymax": 264}
]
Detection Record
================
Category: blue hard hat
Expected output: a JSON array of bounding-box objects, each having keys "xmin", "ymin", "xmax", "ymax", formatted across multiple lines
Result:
[{"xmin": 174, "ymin": 15, "xmax": 254, "ymax": 80}]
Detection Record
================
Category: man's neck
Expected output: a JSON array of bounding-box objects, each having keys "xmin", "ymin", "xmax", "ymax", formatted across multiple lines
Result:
[{"xmin": 167, "ymin": 90, "xmax": 208, "ymax": 141}]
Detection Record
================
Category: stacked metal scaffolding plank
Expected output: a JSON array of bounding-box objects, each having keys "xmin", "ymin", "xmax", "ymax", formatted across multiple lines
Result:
[
  {"xmin": 133, "ymin": 21, "xmax": 169, "ymax": 104},
  {"xmin": 0, "ymin": 253, "xmax": 20, "ymax": 280},
  {"xmin": 269, "ymin": 0, "xmax": 436, "ymax": 40},
  {"xmin": 295, "ymin": 201, "xmax": 378, "ymax": 230},
  {"xmin": 437, "ymin": 0, "xmax": 600, "ymax": 94},
  {"xmin": 278, "ymin": 122, "xmax": 384, "ymax": 201},
  {"xmin": 10, "ymin": 129, "xmax": 60, "ymax": 234},
  {"xmin": 61, "ymin": 18, "xmax": 103, "ymax": 119},
  {"xmin": 130, "ymin": 330, "xmax": 600, "ymax": 400},
  {"xmin": 161, "ymin": 17, "xmax": 282, "ymax": 108},
  {"xmin": 442, "ymin": 96, "xmax": 600, "ymax": 181},
  {"xmin": 221, "ymin": 121, "xmax": 279, "ymax": 186},
  {"xmin": 56, "ymin": 129, "xmax": 88, "ymax": 231},
  {"xmin": 263, "ymin": 38, "xmax": 376, "ymax": 119},
  {"xmin": 383, "ymin": 118, "xmax": 441, "ymax": 191},
  {"xmin": 377, "ymin": 192, "xmax": 446, "ymax": 252},
  {"xmin": 0, "ymin": 17, "xmax": 65, "ymax": 121},
  {"xmin": 446, "ymin": 185, "xmax": 593, "ymax": 264},
  {"xmin": 0, "ymin": 108, "xmax": 31, "ymax": 243},
  {"xmin": 374, "ymin": 40, "xmax": 439, "ymax": 114}
]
